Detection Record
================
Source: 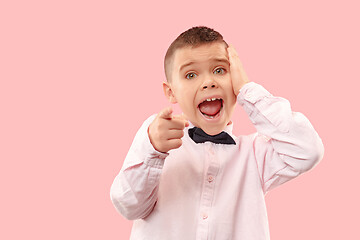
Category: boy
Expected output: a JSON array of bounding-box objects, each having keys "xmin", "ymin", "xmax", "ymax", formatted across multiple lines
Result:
[{"xmin": 110, "ymin": 26, "xmax": 324, "ymax": 240}]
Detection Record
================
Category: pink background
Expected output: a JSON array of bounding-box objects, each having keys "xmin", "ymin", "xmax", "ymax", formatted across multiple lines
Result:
[{"xmin": 1, "ymin": 0, "xmax": 359, "ymax": 239}]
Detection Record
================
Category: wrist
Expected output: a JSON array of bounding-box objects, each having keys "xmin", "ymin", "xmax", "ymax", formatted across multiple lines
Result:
[{"xmin": 234, "ymin": 81, "xmax": 250, "ymax": 96}]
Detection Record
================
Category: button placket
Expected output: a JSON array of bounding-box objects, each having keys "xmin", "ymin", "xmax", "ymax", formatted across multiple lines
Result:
[
  {"xmin": 209, "ymin": 146, "xmax": 215, "ymax": 155},
  {"xmin": 196, "ymin": 143, "xmax": 220, "ymax": 239}
]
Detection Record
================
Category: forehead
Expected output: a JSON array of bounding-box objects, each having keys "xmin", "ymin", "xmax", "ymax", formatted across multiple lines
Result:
[{"xmin": 173, "ymin": 42, "xmax": 229, "ymax": 72}]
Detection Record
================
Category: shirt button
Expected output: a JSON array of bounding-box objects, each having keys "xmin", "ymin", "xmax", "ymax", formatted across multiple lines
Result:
[
  {"xmin": 208, "ymin": 175, "xmax": 214, "ymax": 182},
  {"xmin": 202, "ymin": 213, "xmax": 208, "ymax": 219}
]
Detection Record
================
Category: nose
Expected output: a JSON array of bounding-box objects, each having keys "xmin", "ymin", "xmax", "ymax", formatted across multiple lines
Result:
[{"xmin": 201, "ymin": 78, "xmax": 218, "ymax": 90}]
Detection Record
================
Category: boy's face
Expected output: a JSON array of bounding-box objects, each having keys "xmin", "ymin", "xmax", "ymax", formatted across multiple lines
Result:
[{"xmin": 163, "ymin": 42, "xmax": 237, "ymax": 135}]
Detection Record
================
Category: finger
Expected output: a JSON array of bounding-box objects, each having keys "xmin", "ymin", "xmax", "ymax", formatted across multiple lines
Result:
[
  {"xmin": 227, "ymin": 44, "xmax": 239, "ymax": 58},
  {"xmin": 158, "ymin": 106, "xmax": 173, "ymax": 120},
  {"xmin": 180, "ymin": 113, "xmax": 189, "ymax": 122},
  {"xmin": 172, "ymin": 113, "xmax": 189, "ymax": 127},
  {"xmin": 229, "ymin": 54, "xmax": 242, "ymax": 79},
  {"xmin": 228, "ymin": 45, "xmax": 242, "ymax": 67},
  {"xmin": 168, "ymin": 117, "xmax": 189, "ymax": 129},
  {"xmin": 166, "ymin": 129, "xmax": 185, "ymax": 140},
  {"xmin": 227, "ymin": 44, "xmax": 249, "ymax": 92},
  {"xmin": 166, "ymin": 138, "xmax": 183, "ymax": 150}
]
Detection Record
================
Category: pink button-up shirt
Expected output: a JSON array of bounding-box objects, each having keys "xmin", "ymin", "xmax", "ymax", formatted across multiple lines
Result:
[{"xmin": 110, "ymin": 82, "xmax": 324, "ymax": 240}]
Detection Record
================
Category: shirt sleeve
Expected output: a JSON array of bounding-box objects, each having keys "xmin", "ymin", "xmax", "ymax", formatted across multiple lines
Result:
[
  {"xmin": 110, "ymin": 114, "xmax": 169, "ymax": 220},
  {"xmin": 237, "ymin": 82, "xmax": 325, "ymax": 195}
]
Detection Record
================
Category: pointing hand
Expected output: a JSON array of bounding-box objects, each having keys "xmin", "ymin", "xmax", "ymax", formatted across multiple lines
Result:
[{"xmin": 148, "ymin": 106, "xmax": 189, "ymax": 153}]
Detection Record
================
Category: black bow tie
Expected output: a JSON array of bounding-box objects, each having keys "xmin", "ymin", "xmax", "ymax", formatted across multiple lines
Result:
[{"xmin": 188, "ymin": 127, "xmax": 236, "ymax": 145}]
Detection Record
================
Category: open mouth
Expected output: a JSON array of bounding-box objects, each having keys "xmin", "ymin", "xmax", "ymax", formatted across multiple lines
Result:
[{"xmin": 198, "ymin": 98, "xmax": 223, "ymax": 119}]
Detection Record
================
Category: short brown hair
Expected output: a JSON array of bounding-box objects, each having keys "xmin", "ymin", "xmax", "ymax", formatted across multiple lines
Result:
[{"xmin": 164, "ymin": 26, "xmax": 228, "ymax": 82}]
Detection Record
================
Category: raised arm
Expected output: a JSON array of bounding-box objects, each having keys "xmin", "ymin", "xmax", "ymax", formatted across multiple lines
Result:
[
  {"xmin": 227, "ymin": 45, "xmax": 324, "ymax": 194},
  {"xmin": 238, "ymin": 82, "xmax": 324, "ymax": 194}
]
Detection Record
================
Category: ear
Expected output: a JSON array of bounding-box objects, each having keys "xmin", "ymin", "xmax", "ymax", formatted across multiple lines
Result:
[{"xmin": 163, "ymin": 82, "xmax": 177, "ymax": 104}]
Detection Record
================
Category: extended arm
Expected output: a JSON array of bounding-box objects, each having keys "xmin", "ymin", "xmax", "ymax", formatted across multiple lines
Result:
[{"xmin": 110, "ymin": 114, "xmax": 168, "ymax": 220}]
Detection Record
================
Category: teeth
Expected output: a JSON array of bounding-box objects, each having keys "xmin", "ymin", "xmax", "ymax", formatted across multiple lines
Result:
[{"xmin": 205, "ymin": 98, "xmax": 221, "ymax": 102}]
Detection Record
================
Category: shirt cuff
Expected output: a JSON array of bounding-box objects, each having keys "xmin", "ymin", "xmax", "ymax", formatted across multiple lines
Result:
[
  {"xmin": 237, "ymin": 81, "xmax": 272, "ymax": 105},
  {"xmin": 236, "ymin": 82, "xmax": 291, "ymax": 133}
]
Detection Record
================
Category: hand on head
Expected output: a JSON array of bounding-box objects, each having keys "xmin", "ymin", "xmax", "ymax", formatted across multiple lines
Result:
[
  {"xmin": 227, "ymin": 44, "xmax": 250, "ymax": 96},
  {"xmin": 148, "ymin": 106, "xmax": 189, "ymax": 153}
]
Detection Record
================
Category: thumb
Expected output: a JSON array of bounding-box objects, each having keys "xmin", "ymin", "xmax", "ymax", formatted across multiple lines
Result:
[{"xmin": 158, "ymin": 106, "xmax": 173, "ymax": 119}]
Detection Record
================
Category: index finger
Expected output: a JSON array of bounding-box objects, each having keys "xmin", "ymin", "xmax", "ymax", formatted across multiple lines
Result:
[
  {"xmin": 227, "ymin": 43, "xmax": 239, "ymax": 55},
  {"xmin": 168, "ymin": 117, "xmax": 189, "ymax": 130},
  {"xmin": 173, "ymin": 113, "xmax": 189, "ymax": 127},
  {"xmin": 158, "ymin": 106, "xmax": 173, "ymax": 120}
]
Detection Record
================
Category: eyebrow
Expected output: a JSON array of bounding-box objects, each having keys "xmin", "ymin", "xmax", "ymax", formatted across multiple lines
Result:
[{"xmin": 179, "ymin": 58, "xmax": 229, "ymax": 72}]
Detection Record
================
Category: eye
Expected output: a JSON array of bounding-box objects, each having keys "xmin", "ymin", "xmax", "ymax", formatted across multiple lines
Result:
[
  {"xmin": 214, "ymin": 68, "xmax": 226, "ymax": 75},
  {"xmin": 185, "ymin": 72, "xmax": 197, "ymax": 79}
]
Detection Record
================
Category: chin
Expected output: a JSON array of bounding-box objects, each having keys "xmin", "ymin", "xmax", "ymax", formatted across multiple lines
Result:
[{"xmin": 200, "ymin": 124, "xmax": 226, "ymax": 136}]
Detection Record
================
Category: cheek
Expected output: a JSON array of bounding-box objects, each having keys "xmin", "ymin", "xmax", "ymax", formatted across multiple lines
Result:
[
  {"xmin": 223, "ymin": 78, "xmax": 234, "ymax": 93},
  {"xmin": 225, "ymin": 75, "xmax": 233, "ymax": 85},
  {"xmin": 226, "ymin": 96, "xmax": 237, "ymax": 111},
  {"xmin": 175, "ymin": 86, "xmax": 195, "ymax": 106},
  {"xmin": 224, "ymin": 81, "xmax": 237, "ymax": 104},
  {"xmin": 184, "ymin": 91, "xmax": 198, "ymax": 113}
]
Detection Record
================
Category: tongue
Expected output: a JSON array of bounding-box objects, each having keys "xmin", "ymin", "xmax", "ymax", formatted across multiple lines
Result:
[{"xmin": 199, "ymin": 99, "xmax": 221, "ymax": 116}]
